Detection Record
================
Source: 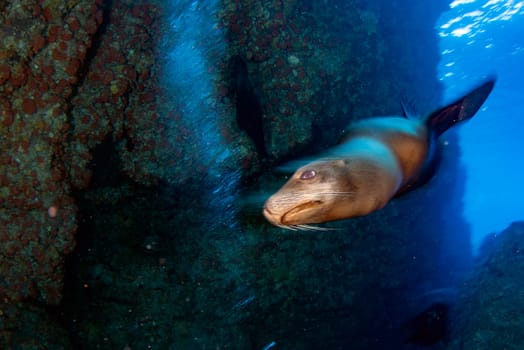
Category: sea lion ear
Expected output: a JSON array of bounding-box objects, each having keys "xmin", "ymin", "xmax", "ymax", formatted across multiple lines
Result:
[{"xmin": 335, "ymin": 159, "xmax": 350, "ymax": 167}]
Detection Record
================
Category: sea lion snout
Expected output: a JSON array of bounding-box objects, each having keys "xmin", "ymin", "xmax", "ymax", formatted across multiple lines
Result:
[
  {"xmin": 262, "ymin": 206, "xmax": 280, "ymax": 226},
  {"xmin": 262, "ymin": 161, "xmax": 352, "ymax": 228}
]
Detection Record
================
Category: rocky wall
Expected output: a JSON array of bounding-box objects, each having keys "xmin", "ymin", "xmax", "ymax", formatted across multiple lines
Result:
[
  {"xmin": 0, "ymin": 0, "xmax": 167, "ymax": 346},
  {"xmin": 446, "ymin": 222, "xmax": 524, "ymax": 350},
  {"xmin": 0, "ymin": 0, "xmax": 107, "ymax": 308}
]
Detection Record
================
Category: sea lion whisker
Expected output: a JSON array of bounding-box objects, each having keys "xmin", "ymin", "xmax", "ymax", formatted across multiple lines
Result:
[
  {"xmin": 311, "ymin": 191, "xmax": 356, "ymax": 197},
  {"xmin": 294, "ymin": 224, "xmax": 334, "ymax": 231},
  {"xmin": 276, "ymin": 223, "xmax": 297, "ymax": 231}
]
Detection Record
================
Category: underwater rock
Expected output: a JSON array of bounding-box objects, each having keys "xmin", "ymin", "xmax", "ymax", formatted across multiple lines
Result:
[
  {"xmin": 404, "ymin": 302, "xmax": 449, "ymax": 346},
  {"xmin": 446, "ymin": 222, "xmax": 524, "ymax": 350},
  {"xmin": 0, "ymin": 0, "xmax": 102, "ymax": 307},
  {"xmin": 0, "ymin": 302, "xmax": 71, "ymax": 349}
]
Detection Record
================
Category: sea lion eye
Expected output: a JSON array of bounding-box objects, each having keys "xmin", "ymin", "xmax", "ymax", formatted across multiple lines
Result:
[{"xmin": 299, "ymin": 169, "xmax": 317, "ymax": 180}]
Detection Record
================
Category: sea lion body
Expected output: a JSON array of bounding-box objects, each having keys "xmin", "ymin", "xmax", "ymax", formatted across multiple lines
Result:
[{"xmin": 263, "ymin": 79, "xmax": 495, "ymax": 229}]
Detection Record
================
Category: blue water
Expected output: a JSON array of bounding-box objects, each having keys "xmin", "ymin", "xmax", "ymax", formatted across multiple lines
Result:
[
  {"xmin": 437, "ymin": 0, "xmax": 524, "ymax": 253},
  {"xmin": 162, "ymin": 0, "xmax": 229, "ymax": 172},
  {"xmin": 161, "ymin": 0, "xmax": 241, "ymax": 229}
]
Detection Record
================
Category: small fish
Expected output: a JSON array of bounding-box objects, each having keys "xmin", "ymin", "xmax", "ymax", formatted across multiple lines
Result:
[
  {"xmin": 261, "ymin": 341, "xmax": 276, "ymax": 350},
  {"xmin": 233, "ymin": 295, "xmax": 255, "ymax": 309}
]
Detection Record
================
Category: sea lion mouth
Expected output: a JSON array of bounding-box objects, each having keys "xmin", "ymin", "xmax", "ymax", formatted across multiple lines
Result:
[
  {"xmin": 282, "ymin": 200, "xmax": 323, "ymax": 224},
  {"xmin": 264, "ymin": 201, "xmax": 331, "ymax": 231}
]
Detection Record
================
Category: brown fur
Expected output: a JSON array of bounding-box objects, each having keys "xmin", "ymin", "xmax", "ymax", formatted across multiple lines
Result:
[{"xmin": 263, "ymin": 117, "xmax": 428, "ymax": 229}]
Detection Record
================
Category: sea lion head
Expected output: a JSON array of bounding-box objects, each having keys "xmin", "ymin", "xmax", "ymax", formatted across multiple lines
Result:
[{"xmin": 263, "ymin": 159, "xmax": 359, "ymax": 229}]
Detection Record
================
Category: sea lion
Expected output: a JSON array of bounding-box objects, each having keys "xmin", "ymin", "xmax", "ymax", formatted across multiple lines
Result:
[{"xmin": 263, "ymin": 78, "xmax": 495, "ymax": 230}]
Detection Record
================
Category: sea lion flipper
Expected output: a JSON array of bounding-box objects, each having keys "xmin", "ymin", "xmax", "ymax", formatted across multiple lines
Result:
[
  {"xmin": 396, "ymin": 78, "xmax": 496, "ymax": 196},
  {"xmin": 426, "ymin": 77, "xmax": 496, "ymax": 137}
]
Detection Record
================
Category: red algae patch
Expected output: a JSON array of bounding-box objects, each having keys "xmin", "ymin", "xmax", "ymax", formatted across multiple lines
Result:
[
  {"xmin": 66, "ymin": 16, "xmax": 81, "ymax": 32},
  {"xmin": 31, "ymin": 34, "xmax": 46, "ymax": 53},
  {"xmin": 66, "ymin": 59, "xmax": 81, "ymax": 75},
  {"xmin": 0, "ymin": 64, "xmax": 10, "ymax": 83},
  {"xmin": 22, "ymin": 98, "xmax": 37, "ymax": 114},
  {"xmin": 0, "ymin": 98, "xmax": 14, "ymax": 127},
  {"xmin": 41, "ymin": 65, "xmax": 55, "ymax": 76}
]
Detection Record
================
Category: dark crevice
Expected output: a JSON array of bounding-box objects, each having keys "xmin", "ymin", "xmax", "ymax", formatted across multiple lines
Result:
[
  {"xmin": 73, "ymin": 0, "xmax": 113, "ymax": 90},
  {"xmin": 87, "ymin": 135, "xmax": 126, "ymax": 188},
  {"xmin": 231, "ymin": 55, "xmax": 267, "ymax": 159},
  {"xmin": 59, "ymin": 134, "xmax": 129, "ymax": 348},
  {"xmin": 64, "ymin": 0, "xmax": 113, "ymax": 187}
]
